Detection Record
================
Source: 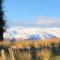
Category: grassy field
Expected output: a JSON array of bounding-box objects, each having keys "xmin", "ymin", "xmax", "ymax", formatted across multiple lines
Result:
[
  {"xmin": 11, "ymin": 38, "xmax": 60, "ymax": 49},
  {"xmin": 0, "ymin": 38, "xmax": 60, "ymax": 60},
  {"xmin": 53, "ymin": 56, "xmax": 60, "ymax": 60}
]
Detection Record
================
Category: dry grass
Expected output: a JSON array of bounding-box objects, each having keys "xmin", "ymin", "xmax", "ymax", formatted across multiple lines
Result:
[
  {"xmin": 0, "ymin": 38, "xmax": 60, "ymax": 60},
  {"xmin": 11, "ymin": 38, "xmax": 60, "ymax": 49},
  {"xmin": 36, "ymin": 49, "xmax": 51, "ymax": 60},
  {"xmin": 0, "ymin": 38, "xmax": 60, "ymax": 48},
  {"xmin": 0, "ymin": 40, "xmax": 10, "ymax": 46}
]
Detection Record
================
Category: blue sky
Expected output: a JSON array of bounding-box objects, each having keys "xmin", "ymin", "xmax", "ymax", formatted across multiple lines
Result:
[{"xmin": 4, "ymin": 0, "xmax": 60, "ymax": 28}]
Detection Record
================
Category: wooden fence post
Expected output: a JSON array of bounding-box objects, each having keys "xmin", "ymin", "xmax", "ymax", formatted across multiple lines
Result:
[
  {"xmin": 8, "ymin": 48, "xmax": 15, "ymax": 60},
  {"xmin": 1, "ymin": 49, "xmax": 6, "ymax": 60}
]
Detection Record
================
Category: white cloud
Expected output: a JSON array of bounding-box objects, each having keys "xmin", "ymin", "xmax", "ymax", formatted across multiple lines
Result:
[
  {"xmin": 35, "ymin": 16, "xmax": 60, "ymax": 27},
  {"xmin": 8, "ymin": 20, "xmax": 25, "ymax": 28},
  {"xmin": 8, "ymin": 16, "xmax": 60, "ymax": 28}
]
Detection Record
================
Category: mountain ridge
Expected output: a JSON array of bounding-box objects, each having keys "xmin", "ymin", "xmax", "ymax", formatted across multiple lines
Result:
[{"xmin": 4, "ymin": 27, "xmax": 60, "ymax": 40}]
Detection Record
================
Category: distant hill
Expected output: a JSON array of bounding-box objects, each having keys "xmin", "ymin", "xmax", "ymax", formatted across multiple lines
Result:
[{"xmin": 3, "ymin": 27, "xmax": 60, "ymax": 41}]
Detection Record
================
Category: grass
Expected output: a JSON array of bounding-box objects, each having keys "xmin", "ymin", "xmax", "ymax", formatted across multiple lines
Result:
[
  {"xmin": 11, "ymin": 38, "xmax": 60, "ymax": 49},
  {"xmin": 53, "ymin": 56, "xmax": 60, "ymax": 60},
  {"xmin": 0, "ymin": 38, "xmax": 60, "ymax": 60}
]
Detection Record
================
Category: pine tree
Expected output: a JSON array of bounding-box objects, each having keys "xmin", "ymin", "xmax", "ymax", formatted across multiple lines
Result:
[{"xmin": 0, "ymin": 0, "xmax": 6, "ymax": 41}]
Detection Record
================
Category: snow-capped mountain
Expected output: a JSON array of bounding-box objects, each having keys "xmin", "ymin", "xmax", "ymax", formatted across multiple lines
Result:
[{"xmin": 3, "ymin": 27, "xmax": 60, "ymax": 41}]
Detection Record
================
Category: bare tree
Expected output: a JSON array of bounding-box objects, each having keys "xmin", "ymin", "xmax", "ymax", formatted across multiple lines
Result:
[{"xmin": 0, "ymin": 0, "xmax": 6, "ymax": 41}]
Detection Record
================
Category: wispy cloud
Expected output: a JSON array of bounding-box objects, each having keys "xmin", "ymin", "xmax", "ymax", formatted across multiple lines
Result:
[
  {"xmin": 8, "ymin": 16, "xmax": 60, "ymax": 28},
  {"xmin": 8, "ymin": 20, "xmax": 25, "ymax": 27},
  {"xmin": 34, "ymin": 16, "xmax": 60, "ymax": 27}
]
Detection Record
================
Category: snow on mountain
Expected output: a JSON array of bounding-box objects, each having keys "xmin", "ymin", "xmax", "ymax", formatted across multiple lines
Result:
[{"xmin": 3, "ymin": 27, "xmax": 60, "ymax": 40}]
